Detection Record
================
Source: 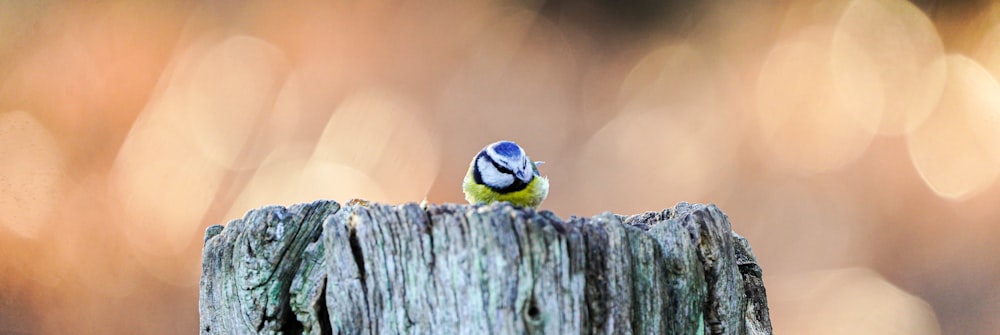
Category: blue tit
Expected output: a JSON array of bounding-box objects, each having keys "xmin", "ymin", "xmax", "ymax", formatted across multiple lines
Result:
[{"xmin": 463, "ymin": 140, "xmax": 549, "ymax": 208}]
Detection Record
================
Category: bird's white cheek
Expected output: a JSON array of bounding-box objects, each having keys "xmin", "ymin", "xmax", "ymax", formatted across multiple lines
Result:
[{"xmin": 477, "ymin": 158, "xmax": 514, "ymax": 188}]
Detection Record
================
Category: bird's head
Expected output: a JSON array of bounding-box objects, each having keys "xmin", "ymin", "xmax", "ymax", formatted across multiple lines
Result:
[{"xmin": 475, "ymin": 141, "xmax": 538, "ymax": 190}]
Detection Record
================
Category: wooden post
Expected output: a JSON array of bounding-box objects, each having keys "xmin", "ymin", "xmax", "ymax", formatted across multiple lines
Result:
[{"xmin": 199, "ymin": 200, "xmax": 772, "ymax": 334}]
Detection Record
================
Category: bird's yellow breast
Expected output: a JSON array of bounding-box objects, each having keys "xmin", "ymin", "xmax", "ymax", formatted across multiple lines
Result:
[{"xmin": 463, "ymin": 168, "xmax": 549, "ymax": 208}]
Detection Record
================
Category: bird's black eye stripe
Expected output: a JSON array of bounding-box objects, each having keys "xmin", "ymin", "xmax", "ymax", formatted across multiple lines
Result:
[
  {"xmin": 482, "ymin": 151, "xmax": 515, "ymax": 175},
  {"xmin": 473, "ymin": 154, "xmax": 485, "ymax": 185}
]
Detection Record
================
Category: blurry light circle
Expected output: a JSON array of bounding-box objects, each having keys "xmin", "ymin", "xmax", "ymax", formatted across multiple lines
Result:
[
  {"xmin": 577, "ymin": 111, "xmax": 733, "ymax": 213},
  {"xmin": 183, "ymin": 35, "xmax": 294, "ymax": 169},
  {"xmin": 315, "ymin": 89, "xmax": 440, "ymax": 204},
  {"xmin": 0, "ymin": 111, "xmax": 64, "ymax": 238},
  {"xmin": 770, "ymin": 269, "xmax": 941, "ymax": 335},
  {"xmin": 225, "ymin": 143, "xmax": 389, "ymax": 220},
  {"xmin": 755, "ymin": 27, "xmax": 875, "ymax": 175},
  {"xmin": 832, "ymin": 0, "xmax": 946, "ymax": 136},
  {"xmin": 907, "ymin": 55, "xmax": 1000, "ymax": 200},
  {"xmin": 975, "ymin": 23, "xmax": 1000, "ymax": 82}
]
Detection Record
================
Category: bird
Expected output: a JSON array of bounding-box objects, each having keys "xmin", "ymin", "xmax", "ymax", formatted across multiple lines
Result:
[{"xmin": 463, "ymin": 140, "xmax": 549, "ymax": 208}]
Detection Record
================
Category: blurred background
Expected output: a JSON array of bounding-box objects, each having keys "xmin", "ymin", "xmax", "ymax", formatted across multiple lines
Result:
[{"xmin": 0, "ymin": 0, "xmax": 998, "ymax": 333}]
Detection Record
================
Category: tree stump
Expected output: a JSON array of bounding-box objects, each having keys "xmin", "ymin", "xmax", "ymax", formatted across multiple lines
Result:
[{"xmin": 199, "ymin": 200, "xmax": 772, "ymax": 334}]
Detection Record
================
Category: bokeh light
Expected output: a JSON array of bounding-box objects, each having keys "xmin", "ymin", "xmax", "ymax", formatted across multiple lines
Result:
[
  {"xmin": 0, "ymin": 111, "xmax": 64, "ymax": 238},
  {"xmin": 2, "ymin": 1, "xmax": 999, "ymax": 334},
  {"xmin": 907, "ymin": 55, "xmax": 1000, "ymax": 200},
  {"xmin": 573, "ymin": 43, "xmax": 741, "ymax": 214},
  {"xmin": 182, "ymin": 35, "xmax": 295, "ymax": 170},
  {"xmin": 769, "ymin": 268, "xmax": 941, "ymax": 335},
  {"xmin": 832, "ymin": 0, "xmax": 946, "ymax": 136},
  {"xmin": 755, "ymin": 26, "xmax": 876, "ymax": 175},
  {"xmin": 977, "ymin": 22, "xmax": 1000, "ymax": 80}
]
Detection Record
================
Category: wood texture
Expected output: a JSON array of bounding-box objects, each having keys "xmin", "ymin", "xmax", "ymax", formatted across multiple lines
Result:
[{"xmin": 200, "ymin": 200, "xmax": 772, "ymax": 334}]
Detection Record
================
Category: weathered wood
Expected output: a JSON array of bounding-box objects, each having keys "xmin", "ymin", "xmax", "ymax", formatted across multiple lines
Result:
[
  {"xmin": 200, "ymin": 200, "xmax": 340, "ymax": 334},
  {"xmin": 200, "ymin": 200, "xmax": 772, "ymax": 334}
]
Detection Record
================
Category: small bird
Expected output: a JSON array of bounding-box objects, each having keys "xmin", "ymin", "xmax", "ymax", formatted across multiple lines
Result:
[{"xmin": 463, "ymin": 140, "xmax": 549, "ymax": 208}]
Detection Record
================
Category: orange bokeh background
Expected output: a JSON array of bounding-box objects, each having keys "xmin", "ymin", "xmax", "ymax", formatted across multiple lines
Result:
[{"xmin": 1, "ymin": 0, "xmax": 999, "ymax": 333}]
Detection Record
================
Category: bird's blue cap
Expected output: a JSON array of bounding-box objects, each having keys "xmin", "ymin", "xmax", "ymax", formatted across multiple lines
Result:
[{"xmin": 492, "ymin": 141, "xmax": 522, "ymax": 159}]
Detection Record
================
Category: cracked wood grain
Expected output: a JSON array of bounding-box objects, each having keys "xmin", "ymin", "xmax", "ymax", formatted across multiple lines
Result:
[{"xmin": 201, "ymin": 201, "xmax": 772, "ymax": 335}]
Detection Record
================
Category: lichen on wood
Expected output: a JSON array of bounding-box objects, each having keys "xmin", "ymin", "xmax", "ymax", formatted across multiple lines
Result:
[{"xmin": 200, "ymin": 200, "xmax": 772, "ymax": 335}]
